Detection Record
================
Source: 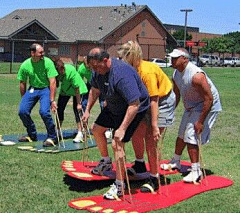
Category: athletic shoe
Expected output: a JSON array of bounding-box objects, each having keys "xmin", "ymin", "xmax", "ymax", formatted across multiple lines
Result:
[
  {"xmin": 73, "ymin": 132, "xmax": 84, "ymax": 143},
  {"xmin": 91, "ymin": 159, "xmax": 113, "ymax": 175},
  {"xmin": 160, "ymin": 158, "xmax": 181, "ymax": 171},
  {"xmin": 43, "ymin": 138, "xmax": 57, "ymax": 147},
  {"xmin": 127, "ymin": 161, "xmax": 147, "ymax": 176},
  {"xmin": 18, "ymin": 135, "xmax": 37, "ymax": 142},
  {"xmin": 103, "ymin": 182, "xmax": 124, "ymax": 200},
  {"xmin": 183, "ymin": 169, "xmax": 202, "ymax": 183},
  {"xmin": 140, "ymin": 176, "xmax": 159, "ymax": 193}
]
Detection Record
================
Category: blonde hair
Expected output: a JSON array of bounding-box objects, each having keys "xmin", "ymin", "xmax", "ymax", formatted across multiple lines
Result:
[{"xmin": 118, "ymin": 40, "xmax": 143, "ymax": 69}]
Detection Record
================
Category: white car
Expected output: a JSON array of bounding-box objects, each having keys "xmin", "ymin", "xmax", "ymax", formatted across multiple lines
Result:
[
  {"xmin": 150, "ymin": 58, "xmax": 171, "ymax": 68},
  {"xmin": 223, "ymin": 57, "xmax": 240, "ymax": 67},
  {"xmin": 199, "ymin": 54, "xmax": 220, "ymax": 66}
]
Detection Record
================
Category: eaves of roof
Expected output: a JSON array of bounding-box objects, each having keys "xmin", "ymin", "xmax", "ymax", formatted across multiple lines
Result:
[{"xmin": 9, "ymin": 19, "xmax": 59, "ymax": 40}]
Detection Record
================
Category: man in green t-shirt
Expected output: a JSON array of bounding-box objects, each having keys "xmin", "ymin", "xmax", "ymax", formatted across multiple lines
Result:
[
  {"xmin": 54, "ymin": 59, "xmax": 88, "ymax": 143},
  {"xmin": 17, "ymin": 43, "xmax": 58, "ymax": 147}
]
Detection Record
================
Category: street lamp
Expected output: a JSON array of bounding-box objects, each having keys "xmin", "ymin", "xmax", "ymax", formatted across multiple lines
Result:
[{"xmin": 180, "ymin": 9, "xmax": 193, "ymax": 48}]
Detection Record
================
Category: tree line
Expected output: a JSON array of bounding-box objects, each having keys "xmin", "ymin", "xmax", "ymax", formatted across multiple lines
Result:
[{"xmin": 172, "ymin": 30, "xmax": 240, "ymax": 57}]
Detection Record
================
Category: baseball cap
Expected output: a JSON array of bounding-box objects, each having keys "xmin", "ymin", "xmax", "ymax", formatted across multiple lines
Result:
[{"xmin": 168, "ymin": 49, "xmax": 189, "ymax": 58}]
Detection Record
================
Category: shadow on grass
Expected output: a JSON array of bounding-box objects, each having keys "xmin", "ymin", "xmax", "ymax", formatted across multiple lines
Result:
[
  {"xmin": 63, "ymin": 174, "xmax": 172, "ymax": 192},
  {"xmin": 63, "ymin": 174, "xmax": 114, "ymax": 192}
]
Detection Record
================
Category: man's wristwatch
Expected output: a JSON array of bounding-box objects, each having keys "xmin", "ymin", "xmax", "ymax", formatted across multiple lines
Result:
[{"xmin": 50, "ymin": 100, "xmax": 55, "ymax": 104}]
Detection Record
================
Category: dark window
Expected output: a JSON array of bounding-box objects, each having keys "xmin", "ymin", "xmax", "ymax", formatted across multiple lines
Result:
[{"xmin": 59, "ymin": 45, "xmax": 70, "ymax": 55}]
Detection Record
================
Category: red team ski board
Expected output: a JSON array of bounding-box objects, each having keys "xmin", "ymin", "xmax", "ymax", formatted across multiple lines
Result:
[
  {"xmin": 61, "ymin": 160, "xmax": 191, "ymax": 181},
  {"xmin": 68, "ymin": 175, "xmax": 233, "ymax": 212}
]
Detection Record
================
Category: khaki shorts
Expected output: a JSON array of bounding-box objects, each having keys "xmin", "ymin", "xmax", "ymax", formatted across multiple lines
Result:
[
  {"xmin": 178, "ymin": 110, "xmax": 220, "ymax": 145},
  {"xmin": 143, "ymin": 90, "xmax": 176, "ymax": 127}
]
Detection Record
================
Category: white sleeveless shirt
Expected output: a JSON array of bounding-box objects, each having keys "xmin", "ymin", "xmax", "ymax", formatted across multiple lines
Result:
[{"xmin": 173, "ymin": 62, "xmax": 222, "ymax": 112}]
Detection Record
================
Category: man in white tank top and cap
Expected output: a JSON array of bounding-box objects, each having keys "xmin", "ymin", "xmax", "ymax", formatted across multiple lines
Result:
[{"xmin": 161, "ymin": 48, "xmax": 222, "ymax": 183}]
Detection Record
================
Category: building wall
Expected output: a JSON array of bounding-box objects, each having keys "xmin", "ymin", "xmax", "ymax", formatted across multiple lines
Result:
[
  {"xmin": 103, "ymin": 9, "xmax": 170, "ymax": 60},
  {"xmin": 190, "ymin": 32, "xmax": 221, "ymax": 41}
]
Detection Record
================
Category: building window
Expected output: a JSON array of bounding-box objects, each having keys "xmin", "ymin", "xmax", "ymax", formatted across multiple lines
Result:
[
  {"xmin": 48, "ymin": 48, "xmax": 58, "ymax": 56},
  {"xmin": 142, "ymin": 22, "xmax": 146, "ymax": 27},
  {"xmin": 141, "ymin": 31, "xmax": 145, "ymax": 37},
  {"xmin": 59, "ymin": 45, "xmax": 70, "ymax": 55}
]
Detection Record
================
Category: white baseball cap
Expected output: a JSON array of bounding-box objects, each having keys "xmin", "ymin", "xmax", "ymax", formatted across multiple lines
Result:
[{"xmin": 168, "ymin": 49, "xmax": 189, "ymax": 58}]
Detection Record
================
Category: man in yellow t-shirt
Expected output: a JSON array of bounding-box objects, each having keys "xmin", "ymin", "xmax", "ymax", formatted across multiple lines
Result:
[{"xmin": 118, "ymin": 41, "xmax": 176, "ymax": 193}]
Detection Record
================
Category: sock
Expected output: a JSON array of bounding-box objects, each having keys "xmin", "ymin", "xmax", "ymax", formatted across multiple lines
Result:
[
  {"xmin": 115, "ymin": 179, "xmax": 125, "ymax": 188},
  {"xmin": 102, "ymin": 157, "xmax": 111, "ymax": 162},
  {"xmin": 135, "ymin": 158, "xmax": 145, "ymax": 163},
  {"xmin": 191, "ymin": 162, "xmax": 200, "ymax": 171},
  {"xmin": 173, "ymin": 154, "xmax": 181, "ymax": 161},
  {"xmin": 77, "ymin": 131, "xmax": 83, "ymax": 136},
  {"xmin": 150, "ymin": 173, "xmax": 159, "ymax": 178}
]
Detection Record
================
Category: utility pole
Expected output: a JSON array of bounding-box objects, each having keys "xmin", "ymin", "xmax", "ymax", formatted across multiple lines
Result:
[{"xmin": 180, "ymin": 9, "xmax": 193, "ymax": 48}]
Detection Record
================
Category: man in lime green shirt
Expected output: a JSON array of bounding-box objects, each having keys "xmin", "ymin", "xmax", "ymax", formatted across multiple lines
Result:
[
  {"xmin": 54, "ymin": 59, "xmax": 88, "ymax": 143},
  {"xmin": 17, "ymin": 43, "xmax": 58, "ymax": 147}
]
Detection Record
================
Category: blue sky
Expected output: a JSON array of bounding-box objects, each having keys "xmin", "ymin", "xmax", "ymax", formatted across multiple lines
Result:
[{"xmin": 1, "ymin": 0, "xmax": 239, "ymax": 35}]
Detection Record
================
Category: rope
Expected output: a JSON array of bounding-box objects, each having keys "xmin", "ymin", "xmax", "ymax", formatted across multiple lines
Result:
[
  {"xmin": 79, "ymin": 111, "xmax": 89, "ymax": 165},
  {"xmin": 115, "ymin": 140, "xmax": 133, "ymax": 203},
  {"xmin": 122, "ymin": 149, "xmax": 133, "ymax": 204},
  {"xmin": 81, "ymin": 109, "xmax": 94, "ymax": 145},
  {"xmin": 55, "ymin": 112, "xmax": 65, "ymax": 148},
  {"xmin": 197, "ymin": 134, "xmax": 208, "ymax": 186},
  {"xmin": 157, "ymin": 128, "xmax": 168, "ymax": 195}
]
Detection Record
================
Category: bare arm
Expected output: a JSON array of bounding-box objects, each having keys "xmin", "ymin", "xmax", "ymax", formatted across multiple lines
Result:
[
  {"xmin": 49, "ymin": 77, "xmax": 57, "ymax": 112},
  {"xmin": 173, "ymin": 79, "xmax": 180, "ymax": 108},
  {"xmin": 192, "ymin": 73, "xmax": 213, "ymax": 134},
  {"xmin": 82, "ymin": 87, "xmax": 100, "ymax": 123},
  {"xmin": 150, "ymin": 96, "xmax": 160, "ymax": 141},
  {"xmin": 85, "ymin": 87, "xmax": 100, "ymax": 113},
  {"xmin": 20, "ymin": 81, "xmax": 27, "ymax": 97},
  {"xmin": 75, "ymin": 87, "xmax": 82, "ymax": 112},
  {"xmin": 114, "ymin": 99, "xmax": 140, "ymax": 141}
]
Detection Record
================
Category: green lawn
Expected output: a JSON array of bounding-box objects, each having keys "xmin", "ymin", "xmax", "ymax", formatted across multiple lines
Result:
[
  {"xmin": 0, "ymin": 62, "xmax": 21, "ymax": 74},
  {"xmin": 0, "ymin": 68, "xmax": 239, "ymax": 212}
]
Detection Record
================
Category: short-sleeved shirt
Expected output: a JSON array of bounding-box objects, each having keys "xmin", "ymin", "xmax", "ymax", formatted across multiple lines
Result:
[
  {"xmin": 59, "ymin": 64, "xmax": 88, "ymax": 96},
  {"xmin": 137, "ymin": 60, "xmax": 172, "ymax": 97},
  {"xmin": 77, "ymin": 63, "xmax": 92, "ymax": 83},
  {"xmin": 91, "ymin": 58, "xmax": 150, "ymax": 116},
  {"xmin": 17, "ymin": 56, "xmax": 58, "ymax": 88},
  {"xmin": 173, "ymin": 62, "xmax": 222, "ymax": 112}
]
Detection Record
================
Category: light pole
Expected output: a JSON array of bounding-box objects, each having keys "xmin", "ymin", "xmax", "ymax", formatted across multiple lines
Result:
[{"xmin": 180, "ymin": 9, "xmax": 193, "ymax": 48}]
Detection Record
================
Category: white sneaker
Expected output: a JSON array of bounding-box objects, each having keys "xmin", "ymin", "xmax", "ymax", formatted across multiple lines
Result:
[
  {"xmin": 161, "ymin": 159, "xmax": 181, "ymax": 171},
  {"xmin": 73, "ymin": 132, "xmax": 84, "ymax": 143},
  {"xmin": 183, "ymin": 169, "xmax": 202, "ymax": 183},
  {"xmin": 103, "ymin": 182, "xmax": 124, "ymax": 200},
  {"xmin": 105, "ymin": 130, "xmax": 112, "ymax": 139}
]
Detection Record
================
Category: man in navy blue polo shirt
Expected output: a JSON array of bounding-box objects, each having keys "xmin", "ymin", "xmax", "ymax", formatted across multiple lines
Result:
[{"xmin": 82, "ymin": 47, "xmax": 150, "ymax": 200}]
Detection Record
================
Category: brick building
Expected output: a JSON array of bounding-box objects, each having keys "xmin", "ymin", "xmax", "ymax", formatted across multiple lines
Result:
[{"xmin": 0, "ymin": 4, "xmax": 177, "ymax": 64}]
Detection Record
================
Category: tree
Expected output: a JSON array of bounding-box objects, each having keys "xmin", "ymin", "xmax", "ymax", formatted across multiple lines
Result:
[
  {"xmin": 200, "ymin": 31, "xmax": 240, "ymax": 56},
  {"xmin": 172, "ymin": 29, "xmax": 192, "ymax": 46},
  {"xmin": 224, "ymin": 32, "xmax": 240, "ymax": 54}
]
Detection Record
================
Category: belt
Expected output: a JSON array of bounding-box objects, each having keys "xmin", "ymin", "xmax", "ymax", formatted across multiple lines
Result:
[
  {"xmin": 29, "ymin": 86, "xmax": 48, "ymax": 90},
  {"xmin": 160, "ymin": 89, "xmax": 172, "ymax": 100}
]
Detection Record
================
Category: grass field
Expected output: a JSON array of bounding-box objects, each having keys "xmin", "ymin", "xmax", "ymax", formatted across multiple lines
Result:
[
  {"xmin": 0, "ymin": 62, "xmax": 21, "ymax": 74},
  {"xmin": 0, "ymin": 67, "xmax": 239, "ymax": 212}
]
